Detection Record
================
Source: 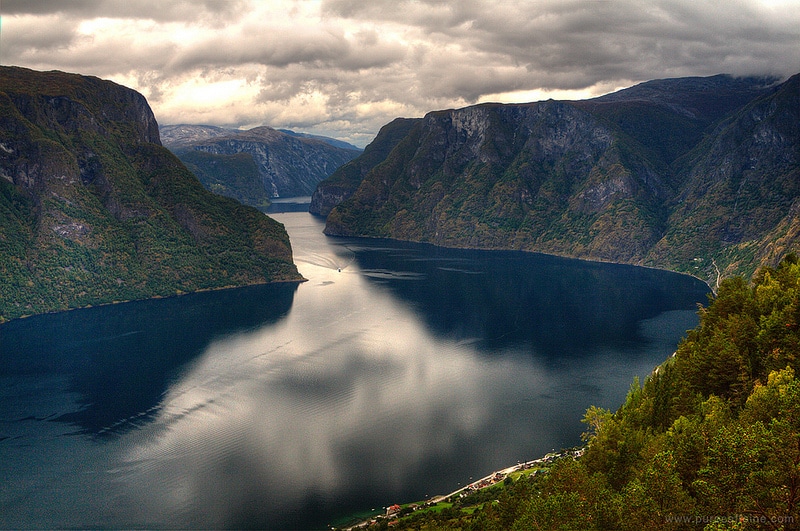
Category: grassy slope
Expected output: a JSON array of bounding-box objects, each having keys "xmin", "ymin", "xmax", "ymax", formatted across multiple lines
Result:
[{"xmin": 176, "ymin": 150, "xmax": 273, "ymax": 210}]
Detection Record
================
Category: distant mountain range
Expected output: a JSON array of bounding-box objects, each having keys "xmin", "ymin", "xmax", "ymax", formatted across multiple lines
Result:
[
  {"xmin": 0, "ymin": 67, "xmax": 303, "ymax": 322},
  {"xmin": 314, "ymin": 73, "xmax": 800, "ymax": 285},
  {"xmin": 160, "ymin": 124, "xmax": 361, "ymax": 208}
]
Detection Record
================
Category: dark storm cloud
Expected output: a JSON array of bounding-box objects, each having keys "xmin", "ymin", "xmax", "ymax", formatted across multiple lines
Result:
[
  {"xmin": 323, "ymin": 0, "xmax": 800, "ymax": 87},
  {"xmin": 1, "ymin": 14, "xmax": 80, "ymax": 54},
  {"xmin": 162, "ymin": 26, "xmax": 405, "ymax": 74},
  {"xmin": 1, "ymin": 0, "xmax": 103, "ymax": 15}
]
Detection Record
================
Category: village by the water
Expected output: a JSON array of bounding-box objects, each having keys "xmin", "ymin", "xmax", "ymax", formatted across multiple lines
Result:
[{"xmin": 344, "ymin": 448, "xmax": 585, "ymax": 530}]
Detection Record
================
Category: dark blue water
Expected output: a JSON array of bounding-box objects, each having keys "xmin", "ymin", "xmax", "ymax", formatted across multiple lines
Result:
[{"xmin": 0, "ymin": 212, "xmax": 709, "ymax": 529}]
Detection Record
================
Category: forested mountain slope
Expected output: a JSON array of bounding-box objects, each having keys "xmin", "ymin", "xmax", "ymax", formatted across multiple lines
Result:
[
  {"xmin": 0, "ymin": 66, "xmax": 302, "ymax": 323},
  {"xmin": 309, "ymin": 117, "xmax": 420, "ymax": 216},
  {"xmin": 647, "ymin": 73, "xmax": 800, "ymax": 282},
  {"xmin": 318, "ymin": 74, "xmax": 798, "ymax": 284}
]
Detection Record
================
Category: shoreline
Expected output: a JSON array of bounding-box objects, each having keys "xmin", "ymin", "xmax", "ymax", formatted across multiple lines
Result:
[
  {"xmin": 0, "ymin": 276, "xmax": 307, "ymax": 326},
  {"xmin": 322, "ymin": 231, "xmax": 715, "ymax": 291},
  {"xmin": 340, "ymin": 448, "xmax": 584, "ymax": 530}
]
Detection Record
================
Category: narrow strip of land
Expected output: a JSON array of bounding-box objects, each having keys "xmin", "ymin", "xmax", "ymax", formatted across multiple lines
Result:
[{"xmin": 345, "ymin": 449, "xmax": 583, "ymax": 530}]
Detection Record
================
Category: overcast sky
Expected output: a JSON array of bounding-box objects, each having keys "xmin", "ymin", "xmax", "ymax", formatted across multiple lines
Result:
[{"xmin": 3, "ymin": 0, "xmax": 800, "ymax": 147}]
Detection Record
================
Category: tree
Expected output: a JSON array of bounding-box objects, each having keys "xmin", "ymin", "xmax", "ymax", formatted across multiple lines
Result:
[
  {"xmin": 697, "ymin": 368, "xmax": 800, "ymax": 529},
  {"xmin": 515, "ymin": 458, "xmax": 615, "ymax": 530},
  {"xmin": 619, "ymin": 451, "xmax": 695, "ymax": 530}
]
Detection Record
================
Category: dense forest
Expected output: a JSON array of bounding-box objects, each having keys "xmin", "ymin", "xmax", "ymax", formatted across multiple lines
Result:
[{"xmin": 368, "ymin": 255, "xmax": 800, "ymax": 530}]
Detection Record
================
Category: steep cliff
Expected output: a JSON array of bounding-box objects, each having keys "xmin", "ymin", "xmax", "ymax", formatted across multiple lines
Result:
[
  {"xmin": 309, "ymin": 117, "xmax": 419, "ymax": 216},
  {"xmin": 325, "ymin": 100, "xmax": 672, "ymax": 263},
  {"xmin": 647, "ymin": 73, "xmax": 800, "ymax": 282},
  {"xmin": 321, "ymin": 74, "xmax": 796, "ymax": 283},
  {"xmin": 0, "ymin": 66, "xmax": 302, "ymax": 322},
  {"xmin": 163, "ymin": 125, "xmax": 361, "ymax": 201}
]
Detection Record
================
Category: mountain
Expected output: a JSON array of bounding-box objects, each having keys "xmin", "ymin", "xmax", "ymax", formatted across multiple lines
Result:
[
  {"xmin": 0, "ymin": 66, "xmax": 302, "ymax": 323},
  {"xmin": 318, "ymin": 74, "xmax": 797, "ymax": 284},
  {"xmin": 161, "ymin": 125, "xmax": 362, "ymax": 205},
  {"xmin": 309, "ymin": 117, "xmax": 419, "ymax": 216},
  {"xmin": 158, "ymin": 124, "xmax": 236, "ymax": 148},
  {"xmin": 172, "ymin": 149, "xmax": 273, "ymax": 210},
  {"xmin": 647, "ymin": 74, "xmax": 800, "ymax": 282},
  {"xmin": 573, "ymin": 74, "xmax": 778, "ymax": 170},
  {"xmin": 277, "ymin": 129, "xmax": 361, "ymax": 151},
  {"xmin": 324, "ymin": 99, "xmax": 672, "ymax": 262}
]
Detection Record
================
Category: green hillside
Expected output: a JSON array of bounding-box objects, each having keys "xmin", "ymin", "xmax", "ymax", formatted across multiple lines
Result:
[
  {"xmin": 647, "ymin": 74, "xmax": 800, "ymax": 284},
  {"xmin": 164, "ymin": 125, "xmax": 361, "ymax": 201},
  {"xmin": 310, "ymin": 117, "xmax": 420, "ymax": 216},
  {"xmin": 326, "ymin": 100, "xmax": 675, "ymax": 263},
  {"xmin": 0, "ymin": 66, "xmax": 302, "ymax": 323},
  {"xmin": 178, "ymin": 150, "xmax": 273, "ymax": 210}
]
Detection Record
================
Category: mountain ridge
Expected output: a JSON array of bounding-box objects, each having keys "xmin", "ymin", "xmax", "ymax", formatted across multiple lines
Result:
[
  {"xmin": 309, "ymin": 117, "xmax": 420, "ymax": 217},
  {"xmin": 317, "ymin": 73, "xmax": 798, "ymax": 284}
]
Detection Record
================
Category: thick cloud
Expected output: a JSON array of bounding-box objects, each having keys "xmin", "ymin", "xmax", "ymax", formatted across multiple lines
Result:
[
  {"xmin": 3, "ymin": 0, "xmax": 799, "ymax": 146},
  {"xmin": 2, "ymin": 0, "xmax": 246, "ymax": 23}
]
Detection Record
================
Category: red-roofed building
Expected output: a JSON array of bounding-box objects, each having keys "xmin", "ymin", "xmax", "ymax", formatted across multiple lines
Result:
[{"xmin": 386, "ymin": 504, "xmax": 402, "ymax": 516}]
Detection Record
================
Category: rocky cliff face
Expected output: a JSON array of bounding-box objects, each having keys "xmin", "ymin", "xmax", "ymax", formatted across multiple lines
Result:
[
  {"xmin": 320, "ymin": 73, "xmax": 797, "ymax": 283},
  {"xmin": 0, "ymin": 66, "xmax": 302, "ymax": 322},
  {"xmin": 0, "ymin": 69, "xmax": 159, "ymax": 192},
  {"xmin": 163, "ymin": 125, "xmax": 361, "ymax": 201},
  {"xmin": 325, "ymin": 99, "xmax": 672, "ymax": 263},
  {"xmin": 647, "ymin": 73, "xmax": 800, "ymax": 281},
  {"xmin": 309, "ymin": 117, "xmax": 419, "ymax": 216}
]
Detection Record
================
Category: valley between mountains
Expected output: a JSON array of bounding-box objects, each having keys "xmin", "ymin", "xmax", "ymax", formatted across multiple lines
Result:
[{"xmin": 2, "ymin": 65, "xmax": 799, "ymax": 317}]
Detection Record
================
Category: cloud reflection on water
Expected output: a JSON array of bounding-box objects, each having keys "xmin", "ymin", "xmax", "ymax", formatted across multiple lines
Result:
[
  {"xmin": 121, "ymin": 264, "xmax": 526, "ymax": 528},
  {"xmin": 119, "ymin": 246, "xmax": 701, "ymax": 529},
  {"xmin": 0, "ymin": 214, "xmax": 708, "ymax": 530}
]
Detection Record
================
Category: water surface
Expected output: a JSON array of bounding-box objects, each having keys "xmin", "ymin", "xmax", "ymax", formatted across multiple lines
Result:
[{"xmin": 0, "ymin": 212, "xmax": 709, "ymax": 529}]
